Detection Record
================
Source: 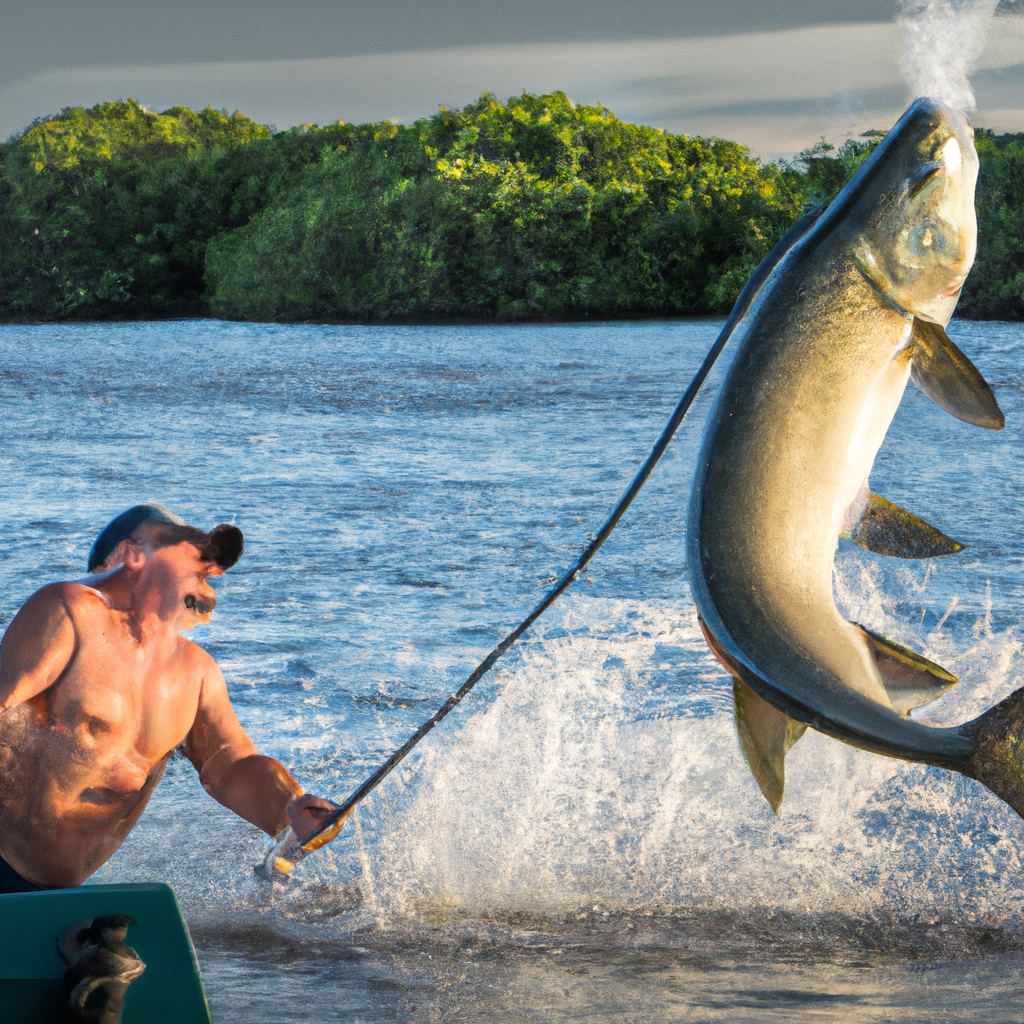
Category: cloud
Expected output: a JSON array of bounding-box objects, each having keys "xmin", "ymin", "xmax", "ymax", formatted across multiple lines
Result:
[{"xmin": 3, "ymin": 20, "xmax": 1023, "ymax": 156}]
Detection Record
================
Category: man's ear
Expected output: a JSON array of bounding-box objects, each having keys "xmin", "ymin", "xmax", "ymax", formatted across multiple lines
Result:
[{"xmin": 121, "ymin": 539, "xmax": 147, "ymax": 571}]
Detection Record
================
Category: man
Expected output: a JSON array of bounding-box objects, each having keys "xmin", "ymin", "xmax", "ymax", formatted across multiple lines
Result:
[{"xmin": 0, "ymin": 504, "xmax": 342, "ymax": 892}]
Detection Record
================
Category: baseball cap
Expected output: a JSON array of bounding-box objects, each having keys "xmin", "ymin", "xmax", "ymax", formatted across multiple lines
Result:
[{"xmin": 87, "ymin": 504, "xmax": 244, "ymax": 572}]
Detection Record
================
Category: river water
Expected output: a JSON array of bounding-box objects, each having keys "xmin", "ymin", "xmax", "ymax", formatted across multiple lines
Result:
[{"xmin": 1, "ymin": 317, "xmax": 1023, "ymax": 1021}]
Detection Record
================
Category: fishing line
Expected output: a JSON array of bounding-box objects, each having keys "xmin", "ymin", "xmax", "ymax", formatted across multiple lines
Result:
[{"xmin": 258, "ymin": 203, "xmax": 827, "ymax": 880}]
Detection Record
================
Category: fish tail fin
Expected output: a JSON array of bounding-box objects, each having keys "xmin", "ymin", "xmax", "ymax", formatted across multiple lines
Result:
[{"xmin": 963, "ymin": 687, "xmax": 1024, "ymax": 817}]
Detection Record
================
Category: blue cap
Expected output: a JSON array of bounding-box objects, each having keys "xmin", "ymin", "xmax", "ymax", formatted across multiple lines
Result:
[{"xmin": 88, "ymin": 504, "xmax": 243, "ymax": 572}]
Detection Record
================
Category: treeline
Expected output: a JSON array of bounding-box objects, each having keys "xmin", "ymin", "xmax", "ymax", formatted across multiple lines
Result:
[{"xmin": 0, "ymin": 94, "xmax": 1020, "ymax": 322}]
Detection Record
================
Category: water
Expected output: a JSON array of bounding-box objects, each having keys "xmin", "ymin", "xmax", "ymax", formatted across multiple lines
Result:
[{"xmin": 1, "ymin": 317, "xmax": 1023, "ymax": 1021}]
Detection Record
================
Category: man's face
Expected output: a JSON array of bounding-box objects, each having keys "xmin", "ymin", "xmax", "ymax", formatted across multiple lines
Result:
[{"xmin": 141, "ymin": 540, "xmax": 225, "ymax": 628}]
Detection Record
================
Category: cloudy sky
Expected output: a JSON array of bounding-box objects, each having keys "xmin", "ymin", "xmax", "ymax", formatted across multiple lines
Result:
[{"xmin": 4, "ymin": 0, "xmax": 1024, "ymax": 156}]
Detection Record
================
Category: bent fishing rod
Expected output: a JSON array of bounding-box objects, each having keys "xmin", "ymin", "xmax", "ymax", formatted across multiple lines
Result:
[{"xmin": 257, "ymin": 204, "xmax": 827, "ymax": 882}]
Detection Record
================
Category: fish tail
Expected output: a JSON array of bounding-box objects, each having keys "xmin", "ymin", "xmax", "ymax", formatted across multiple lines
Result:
[{"xmin": 962, "ymin": 687, "xmax": 1024, "ymax": 818}]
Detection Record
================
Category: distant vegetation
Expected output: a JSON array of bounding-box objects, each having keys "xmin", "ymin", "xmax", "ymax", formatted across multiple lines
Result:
[{"xmin": 0, "ymin": 94, "xmax": 1020, "ymax": 322}]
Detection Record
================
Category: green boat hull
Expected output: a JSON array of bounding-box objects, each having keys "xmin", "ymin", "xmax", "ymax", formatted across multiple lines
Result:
[{"xmin": 0, "ymin": 882, "xmax": 211, "ymax": 1023}]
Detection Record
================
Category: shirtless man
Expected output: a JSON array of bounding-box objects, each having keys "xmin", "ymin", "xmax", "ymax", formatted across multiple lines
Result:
[{"xmin": 0, "ymin": 504, "xmax": 340, "ymax": 892}]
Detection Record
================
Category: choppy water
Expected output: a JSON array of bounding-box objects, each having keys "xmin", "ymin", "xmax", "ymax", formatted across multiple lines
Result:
[{"xmin": 1, "ymin": 317, "xmax": 1023, "ymax": 1021}]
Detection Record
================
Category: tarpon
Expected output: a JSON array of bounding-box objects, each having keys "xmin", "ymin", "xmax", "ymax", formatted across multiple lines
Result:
[{"xmin": 688, "ymin": 97, "xmax": 1024, "ymax": 818}]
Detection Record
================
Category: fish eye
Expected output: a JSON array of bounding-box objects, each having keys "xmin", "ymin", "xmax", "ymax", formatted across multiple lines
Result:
[{"xmin": 904, "ymin": 220, "xmax": 947, "ymax": 257}]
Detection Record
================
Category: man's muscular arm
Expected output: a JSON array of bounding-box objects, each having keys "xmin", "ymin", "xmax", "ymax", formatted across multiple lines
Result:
[
  {"xmin": 0, "ymin": 586, "xmax": 75, "ymax": 713},
  {"xmin": 183, "ymin": 654, "xmax": 335, "ymax": 840}
]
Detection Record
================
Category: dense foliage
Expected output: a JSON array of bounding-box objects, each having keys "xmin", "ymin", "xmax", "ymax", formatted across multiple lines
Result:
[
  {"xmin": 206, "ymin": 95, "xmax": 815, "ymax": 321},
  {"xmin": 1, "ymin": 94, "xmax": 1021, "ymax": 322},
  {"xmin": 956, "ymin": 130, "xmax": 1024, "ymax": 319}
]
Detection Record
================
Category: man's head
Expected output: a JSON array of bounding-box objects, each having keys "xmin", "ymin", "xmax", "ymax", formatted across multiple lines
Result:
[
  {"xmin": 88, "ymin": 504, "xmax": 243, "ymax": 575},
  {"xmin": 88, "ymin": 505, "xmax": 244, "ymax": 627}
]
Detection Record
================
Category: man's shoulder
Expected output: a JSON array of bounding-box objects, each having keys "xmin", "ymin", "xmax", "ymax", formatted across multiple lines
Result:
[
  {"xmin": 16, "ymin": 582, "xmax": 117, "ymax": 636},
  {"xmin": 1, "ymin": 584, "xmax": 82, "ymax": 671},
  {"xmin": 18, "ymin": 581, "xmax": 86, "ymax": 612},
  {"xmin": 178, "ymin": 636, "xmax": 222, "ymax": 680},
  {"xmin": 40, "ymin": 581, "xmax": 111, "ymax": 615}
]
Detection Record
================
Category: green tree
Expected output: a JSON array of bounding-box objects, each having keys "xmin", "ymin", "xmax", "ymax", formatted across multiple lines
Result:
[
  {"xmin": 11, "ymin": 93, "xmax": 1014, "ymax": 325},
  {"xmin": 0, "ymin": 99, "xmax": 281, "ymax": 318},
  {"xmin": 957, "ymin": 130, "xmax": 1024, "ymax": 320},
  {"xmin": 208, "ymin": 92, "xmax": 805, "ymax": 321}
]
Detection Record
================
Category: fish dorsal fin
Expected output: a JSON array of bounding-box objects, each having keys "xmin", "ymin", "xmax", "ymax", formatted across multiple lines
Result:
[
  {"xmin": 732, "ymin": 676, "xmax": 809, "ymax": 815},
  {"xmin": 910, "ymin": 319, "xmax": 1005, "ymax": 430},
  {"xmin": 856, "ymin": 624, "xmax": 959, "ymax": 715},
  {"xmin": 849, "ymin": 494, "xmax": 963, "ymax": 559}
]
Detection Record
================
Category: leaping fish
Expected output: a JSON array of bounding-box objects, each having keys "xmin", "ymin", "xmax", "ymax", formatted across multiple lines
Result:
[{"xmin": 687, "ymin": 97, "xmax": 1024, "ymax": 817}]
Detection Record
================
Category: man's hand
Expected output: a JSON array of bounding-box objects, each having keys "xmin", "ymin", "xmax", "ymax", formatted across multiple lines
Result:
[
  {"xmin": 186, "ymin": 656, "xmax": 353, "ymax": 847},
  {"xmin": 286, "ymin": 793, "xmax": 350, "ymax": 847}
]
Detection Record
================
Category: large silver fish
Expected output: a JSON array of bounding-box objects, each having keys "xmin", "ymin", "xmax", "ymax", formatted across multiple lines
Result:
[{"xmin": 688, "ymin": 97, "xmax": 1024, "ymax": 817}]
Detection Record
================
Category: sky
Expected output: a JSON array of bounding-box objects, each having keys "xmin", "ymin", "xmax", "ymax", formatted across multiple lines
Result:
[{"xmin": 4, "ymin": 0, "xmax": 1024, "ymax": 156}]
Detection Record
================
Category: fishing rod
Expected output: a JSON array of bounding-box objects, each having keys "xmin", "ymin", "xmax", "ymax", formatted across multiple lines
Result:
[{"xmin": 257, "ymin": 203, "xmax": 827, "ymax": 883}]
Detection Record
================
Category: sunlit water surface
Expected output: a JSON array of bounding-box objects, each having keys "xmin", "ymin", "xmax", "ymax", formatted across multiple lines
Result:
[{"xmin": 1, "ymin": 318, "xmax": 1023, "ymax": 1021}]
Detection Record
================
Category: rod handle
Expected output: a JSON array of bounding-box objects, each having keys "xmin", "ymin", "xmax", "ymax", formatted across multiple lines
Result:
[{"xmin": 254, "ymin": 826, "xmax": 308, "ymax": 882}]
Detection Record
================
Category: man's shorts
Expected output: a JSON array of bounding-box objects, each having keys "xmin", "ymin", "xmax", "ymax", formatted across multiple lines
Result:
[{"xmin": 0, "ymin": 853, "xmax": 46, "ymax": 894}]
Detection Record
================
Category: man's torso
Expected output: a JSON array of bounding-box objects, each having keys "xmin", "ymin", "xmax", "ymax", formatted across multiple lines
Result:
[{"xmin": 0, "ymin": 582, "xmax": 207, "ymax": 886}]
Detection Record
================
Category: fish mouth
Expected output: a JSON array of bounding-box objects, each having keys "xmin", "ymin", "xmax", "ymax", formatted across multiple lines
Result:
[
  {"xmin": 184, "ymin": 594, "xmax": 216, "ymax": 615},
  {"xmin": 941, "ymin": 271, "xmax": 969, "ymax": 296}
]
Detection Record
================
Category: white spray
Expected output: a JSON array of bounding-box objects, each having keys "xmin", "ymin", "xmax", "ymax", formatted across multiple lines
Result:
[{"xmin": 897, "ymin": 0, "xmax": 1000, "ymax": 109}]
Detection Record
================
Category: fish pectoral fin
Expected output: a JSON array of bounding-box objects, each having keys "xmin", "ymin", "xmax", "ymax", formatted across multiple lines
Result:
[
  {"xmin": 856, "ymin": 623, "xmax": 959, "ymax": 715},
  {"xmin": 732, "ymin": 677, "xmax": 808, "ymax": 815},
  {"xmin": 910, "ymin": 318, "xmax": 1005, "ymax": 430},
  {"xmin": 850, "ymin": 493, "xmax": 963, "ymax": 559}
]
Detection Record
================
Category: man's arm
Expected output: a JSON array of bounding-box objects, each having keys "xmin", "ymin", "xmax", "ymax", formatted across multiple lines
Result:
[
  {"xmin": 184, "ymin": 653, "xmax": 337, "ymax": 839},
  {"xmin": 0, "ymin": 586, "xmax": 75, "ymax": 713}
]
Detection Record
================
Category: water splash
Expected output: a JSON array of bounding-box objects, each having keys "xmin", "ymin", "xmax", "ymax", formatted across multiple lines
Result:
[
  {"xmin": 94, "ymin": 578, "xmax": 1024, "ymax": 951},
  {"xmin": 896, "ymin": 0, "xmax": 1000, "ymax": 109},
  {"xmin": 236, "ymin": 579, "xmax": 1024, "ymax": 936}
]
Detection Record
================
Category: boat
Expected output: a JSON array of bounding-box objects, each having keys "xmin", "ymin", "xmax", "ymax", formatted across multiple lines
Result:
[{"xmin": 0, "ymin": 882, "xmax": 212, "ymax": 1023}]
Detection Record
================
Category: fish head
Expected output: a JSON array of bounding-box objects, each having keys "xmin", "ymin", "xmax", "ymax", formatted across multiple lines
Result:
[{"xmin": 830, "ymin": 98, "xmax": 979, "ymax": 325}]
